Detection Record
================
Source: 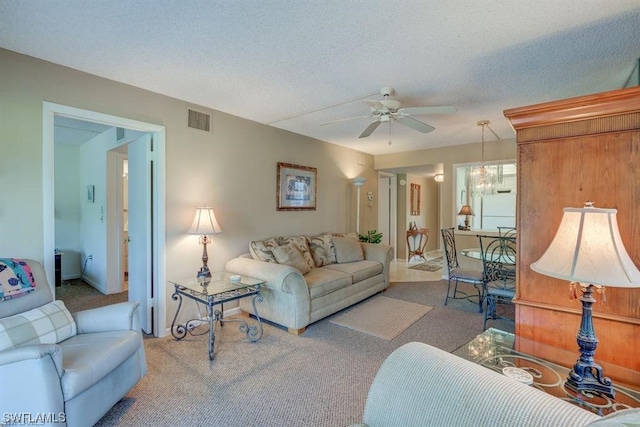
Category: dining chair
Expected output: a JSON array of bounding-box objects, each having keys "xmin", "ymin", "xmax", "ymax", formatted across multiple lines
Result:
[
  {"xmin": 477, "ymin": 234, "xmax": 517, "ymax": 329},
  {"xmin": 497, "ymin": 227, "xmax": 516, "ymax": 238},
  {"xmin": 441, "ymin": 228, "xmax": 485, "ymax": 312}
]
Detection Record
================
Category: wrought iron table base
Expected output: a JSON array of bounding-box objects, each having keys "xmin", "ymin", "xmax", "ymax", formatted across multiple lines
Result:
[{"xmin": 171, "ymin": 289, "xmax": 263, "ymax": 360}]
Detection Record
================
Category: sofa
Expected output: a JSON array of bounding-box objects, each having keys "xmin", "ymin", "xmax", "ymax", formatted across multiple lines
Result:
[
  {"xmin": 0, "ymin": 259, "xmax": 147, "ymax": 427},
  {"xmin": 225, "ymin": 233, "xmax": 394, "ymax": 334},
  {"xmin": 351, "ymin": 341, "xmax": 640, "ymax": 427}
]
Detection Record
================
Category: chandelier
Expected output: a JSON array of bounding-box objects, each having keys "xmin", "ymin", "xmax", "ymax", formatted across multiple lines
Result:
[{"xmin": 467, "ymin": 120, "xmax": 502, "ymax": 196}]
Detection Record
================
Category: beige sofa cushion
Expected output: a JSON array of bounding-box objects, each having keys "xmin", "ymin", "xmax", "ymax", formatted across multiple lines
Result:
[
  {"xmin": 333, "ymin": 236, "xmax": 364, "ymax": 263},
  {"xmin": 272, "ymin": 243, "xmax": 312, "ymax": 275},
  {"xmin": 323, "ymin": 260, "xmax": 383, "ymax": 283},
  {"xmin": 249, "ymin": 238, "xmax": 279, "ymax": 263},
  {"xmin": 305, "ymin": 268, "xmax": 352, "ymax": 299},
  {"xmin": 308, "ymin": 234, "xmax": 337, "ymax": 267}
]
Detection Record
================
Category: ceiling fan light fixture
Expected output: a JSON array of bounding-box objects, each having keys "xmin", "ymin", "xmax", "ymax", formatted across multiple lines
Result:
[{"xmin": 322, "ymin": 86, "xmax": 455, "ymax": 141}]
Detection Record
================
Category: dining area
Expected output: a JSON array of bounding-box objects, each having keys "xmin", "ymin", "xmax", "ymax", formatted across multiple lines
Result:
[{"xmin": 441, "ymin": 227, "xmax": 516, "ymax": 329}]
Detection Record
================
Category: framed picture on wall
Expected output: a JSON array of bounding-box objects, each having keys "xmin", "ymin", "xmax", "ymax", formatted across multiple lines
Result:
[{"xmin": 277, "ymin": 162, "xmax": 317, "ymax": 211}]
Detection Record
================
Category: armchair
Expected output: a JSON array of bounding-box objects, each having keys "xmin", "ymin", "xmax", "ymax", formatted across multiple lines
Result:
[{"xmin": 0, "ymin": 259, "xmax": 146, "ymax": 427}]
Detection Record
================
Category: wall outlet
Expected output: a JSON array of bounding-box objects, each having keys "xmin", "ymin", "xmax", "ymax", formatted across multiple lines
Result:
[{"xmin": 87, "ymin": 254, "xmax": 93, "ymax": 261}]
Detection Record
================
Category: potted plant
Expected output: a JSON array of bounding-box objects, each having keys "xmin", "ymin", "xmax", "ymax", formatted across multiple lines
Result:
[{"xmin": 359, "ymin": 229, "xmax": 383, "ymax": 244}]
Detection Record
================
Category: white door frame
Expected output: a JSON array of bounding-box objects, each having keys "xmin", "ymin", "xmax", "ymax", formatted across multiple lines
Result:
[{"xmin": 43, "ymin": 102, "xmax": 167, "ymax": 338}]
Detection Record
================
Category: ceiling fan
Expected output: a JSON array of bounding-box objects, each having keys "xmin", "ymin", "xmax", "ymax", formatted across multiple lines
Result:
[{"xmin": 321, "ymin": 87, "xmax": 456, "ymax": 139}]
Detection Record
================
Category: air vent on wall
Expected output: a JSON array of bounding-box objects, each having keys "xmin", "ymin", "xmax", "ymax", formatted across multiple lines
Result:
[
  {"xmin": 116, "ymin": 127, "xmax": 125, "ymax": 141},
  {"xmin": 188, "ymin": 109, "xmax": 211, "ymax": 132}
]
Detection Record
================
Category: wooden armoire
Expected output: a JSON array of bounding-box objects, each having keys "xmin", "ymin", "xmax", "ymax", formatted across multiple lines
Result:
[{"xmin": 504, "ymin": 86, "xmax": 640, "ymax": 385}]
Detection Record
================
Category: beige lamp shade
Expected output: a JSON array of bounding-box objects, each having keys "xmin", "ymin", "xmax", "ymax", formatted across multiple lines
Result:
[
  {"xmin": 188, "ymin": 206, "xmax": 222, "ymax": 236},
  {"xmin": 458, "ymin": 205, "xmax": 474, "ymax": 216},
  {"xmin": 531, "ymin": 204, "xmax": 640, "ymax": 287}
]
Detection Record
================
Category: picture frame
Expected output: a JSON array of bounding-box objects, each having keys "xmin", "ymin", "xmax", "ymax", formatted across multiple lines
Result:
[
  {"xmin": 277, "ymin": 162, "xmax": 317, "ymax": 211},
  {"xmin": 87, "ymin": 185, "xmax": 95, "ymax": 203}
]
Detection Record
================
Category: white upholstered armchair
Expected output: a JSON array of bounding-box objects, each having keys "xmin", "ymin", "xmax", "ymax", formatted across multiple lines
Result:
[{"xmin": 0, "ymin": 259, "xmax": 146, "ymax": 427}]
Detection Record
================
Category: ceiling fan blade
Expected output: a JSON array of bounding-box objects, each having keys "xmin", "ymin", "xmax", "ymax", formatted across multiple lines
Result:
[
  {"xmin": 359, "ymin": 121, "xmax": 382, "ymax": 138},
  {"xmin": 397, "ymin": 116, "xmax": 435, "ymax": 134},
  {"xmin": 400, "ymin": 105, "xmax": 456, "ymax": 115},
  {"xmin": 320, "ymin": 114, "xmax": 371, "ymax": 126}
]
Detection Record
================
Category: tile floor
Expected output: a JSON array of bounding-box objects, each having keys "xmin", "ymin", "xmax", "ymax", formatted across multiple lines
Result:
[{"xmin": 389, "ymin": 250, "xmax": 445, "ymax": 283}]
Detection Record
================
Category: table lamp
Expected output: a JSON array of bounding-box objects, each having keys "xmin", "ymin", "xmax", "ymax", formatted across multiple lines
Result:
[
  {"xmin": 457, "ymin": 205, "xmax": 474, "ymax": 230},
  {"xmin": 188, "ymin": 206, "xmax": 222, "ymax": 279},
  {"xmin": 530, "ymin": 202, "xmax": 640, "ymax": 398}
]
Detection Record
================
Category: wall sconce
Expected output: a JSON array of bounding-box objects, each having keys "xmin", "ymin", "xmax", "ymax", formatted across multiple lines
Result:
[
  {"xmin": 434, "ymin": 174, "xmax": 444, "ymax": 183},
  {"xmin": 188, "ymin": 206, "xmax": 222, "ymax": 278}
]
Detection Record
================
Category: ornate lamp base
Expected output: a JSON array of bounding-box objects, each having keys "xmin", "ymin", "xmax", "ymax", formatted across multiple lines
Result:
[
  {"xmin": 566, "ymin": 284, "xmax": 615, "ymax": 398},
  {"xmin": 196, "ymin": 237, "xmax": 212, "ymax": 279}
]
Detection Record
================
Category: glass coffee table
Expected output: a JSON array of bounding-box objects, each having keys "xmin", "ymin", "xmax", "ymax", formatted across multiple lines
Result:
[
  {"xmin": 454, "ymin": 328, "xmax": 640, "ymax": 415},
  {"xmin": 169, "ymin": 273, "xmax": 264, "ymax": 360}
]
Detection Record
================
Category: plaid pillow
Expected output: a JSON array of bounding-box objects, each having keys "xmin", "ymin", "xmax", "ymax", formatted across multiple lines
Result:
[{"xmin": 0, "ymin": 300, "xmax": 77, "ymax": 351}]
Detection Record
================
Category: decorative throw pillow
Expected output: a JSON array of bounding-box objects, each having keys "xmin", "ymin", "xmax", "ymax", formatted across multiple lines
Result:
[
  {"xmin": 0, "ymin": 300, "xmax": 77, "ymax": 352},
  {"xmin": 308, "ymin": 234, "xmax": 337, "ymax": 267},
  {"xmin": 272, "ymin": 243, "xmax": 312, "ymax": 275},
  {"xmin": 0, "ymin": 258, "xmax": 36, "ymax": 301},
  {"xmin": 274, "ymin": 236, "xmax": 315, "ymax": 270},
  {"xmin": 332, "ymin": 236, "xmax": 364, "ymax": 263},
  {"xmin": 249, "ymin": 238, "xmax": 279, "ymax": 263}
]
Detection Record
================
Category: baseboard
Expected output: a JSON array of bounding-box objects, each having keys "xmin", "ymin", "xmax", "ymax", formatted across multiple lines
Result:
[{"xmin": 225, "ymin": 306, "xmax": 242, "ymax": 317}]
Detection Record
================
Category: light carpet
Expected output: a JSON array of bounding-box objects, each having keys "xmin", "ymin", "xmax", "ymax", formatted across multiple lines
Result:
[
  {"xmin": 94, "ymin": 280, "xmax": 515, "ymax": 426},
  {"xmin": 329, "ymin": 295, "xmax": 432, "ymax": 340},
  {"xmin": 408, "ymin": 257, "xmax": 443, "ymax": 272}
]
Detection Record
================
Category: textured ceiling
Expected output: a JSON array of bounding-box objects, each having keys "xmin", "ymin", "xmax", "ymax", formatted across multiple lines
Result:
[{"xmin": 1, "ymin": 1, "xmax": 639, "ymax": 155}]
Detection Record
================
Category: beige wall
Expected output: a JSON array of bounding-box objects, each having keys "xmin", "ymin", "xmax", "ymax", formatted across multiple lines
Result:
[{"xmin": 0, "ymin": 48, "xmax": 378, "ymax": 329}]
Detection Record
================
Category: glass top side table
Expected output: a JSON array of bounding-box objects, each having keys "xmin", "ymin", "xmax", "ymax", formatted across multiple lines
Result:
[
  {"xmin": 454, "ymin": 328, "xmax": 640, "ymax": 416},
  {"xmin": 168, "ymin": 272, "xmax": 265, "ymax": 360}
]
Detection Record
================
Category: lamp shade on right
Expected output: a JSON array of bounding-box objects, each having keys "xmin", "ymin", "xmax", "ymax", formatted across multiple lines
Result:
[{"xmin": 531, "ymin": 204, "xmax": 640, "ymax": 287}]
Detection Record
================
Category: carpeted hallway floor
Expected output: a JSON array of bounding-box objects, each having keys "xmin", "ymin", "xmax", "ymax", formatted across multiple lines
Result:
[
  {"xmin": 93, "ymin": 280, "xmax": 514, "ymax": 426},
  {"xmin": 55, "ymin": 279, "xmax": 128, "ymax": 313}
]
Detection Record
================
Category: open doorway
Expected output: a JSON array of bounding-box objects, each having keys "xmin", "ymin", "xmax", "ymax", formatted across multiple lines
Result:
[{"xmin": 43, "ymin": 102, "xmax": 166, "ymax": 337}]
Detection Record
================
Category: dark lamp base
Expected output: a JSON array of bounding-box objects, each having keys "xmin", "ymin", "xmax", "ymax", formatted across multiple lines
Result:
[
  {"xmin": 567, "ymin": 283, "xmax": 615, "ymax": 399},
  {"xmin": 566, "ymin": 362, "xmax": 615, "ymax": 398}
]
